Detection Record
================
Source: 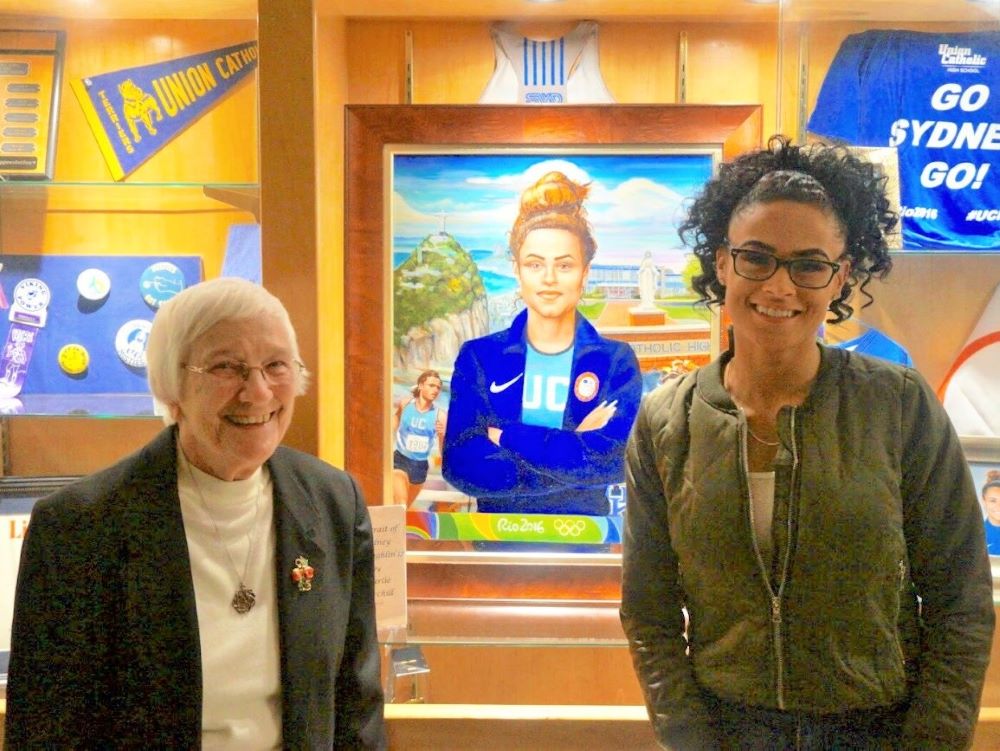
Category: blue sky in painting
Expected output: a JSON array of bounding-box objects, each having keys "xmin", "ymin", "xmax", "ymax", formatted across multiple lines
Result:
[{"xmin": 391, "ymin": 151, "xmax": 715, "ymax": 273}]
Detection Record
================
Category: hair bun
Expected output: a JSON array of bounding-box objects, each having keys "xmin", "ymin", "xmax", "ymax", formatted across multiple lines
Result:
[
  {"xmin": 520, "ymin": 171, "xmax": 590, "ymax": 216},
  {"xmin": 509, "ymin": 170, "xmax": 598, "ymax": 266},
  {"xmin": 988, "ymin": 469, "xmax": 1000, "ymax": 483}
]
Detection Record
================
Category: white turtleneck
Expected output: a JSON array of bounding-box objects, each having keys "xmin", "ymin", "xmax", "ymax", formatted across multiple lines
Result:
[{"xmin": 177, "ymin": 448, "xmax": 282, "ymax": 750}]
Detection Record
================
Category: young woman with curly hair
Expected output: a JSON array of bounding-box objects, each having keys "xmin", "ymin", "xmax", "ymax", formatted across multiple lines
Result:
[{"xmin": 621, "ymin": 136, "xmax": 994, "ymax": 749}]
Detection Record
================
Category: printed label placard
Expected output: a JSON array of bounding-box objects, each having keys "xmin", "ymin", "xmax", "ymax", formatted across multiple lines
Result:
[{"xmin": 369, "ymin": 504, "xmax": 407, "ymax": 630}]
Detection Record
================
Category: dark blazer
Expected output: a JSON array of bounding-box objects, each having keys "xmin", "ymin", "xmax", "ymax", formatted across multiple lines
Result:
[{"xmin": 4, "ymin": 427, "xmax": 386, "ymax": 750}]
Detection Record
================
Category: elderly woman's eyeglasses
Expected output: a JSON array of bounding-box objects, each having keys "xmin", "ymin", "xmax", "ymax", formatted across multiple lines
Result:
[
  {"xmin": 184, "ymin": 359, "xmax": 303, "ymax": 385},
  {"xmin": 728, "ymin": 248, "xmax": 844, "ymax": 290}
]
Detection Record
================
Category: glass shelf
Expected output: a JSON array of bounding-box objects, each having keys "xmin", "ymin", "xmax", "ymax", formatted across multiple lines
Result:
[
  {"xmin": 0, "ymin": 181, "xmax": 259, "ymax": 216},
  {"xmin": 0, "ymin": 393, "xmax": 159, "ymax": 418}
]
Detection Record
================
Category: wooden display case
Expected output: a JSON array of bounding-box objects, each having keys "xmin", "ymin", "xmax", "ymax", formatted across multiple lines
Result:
[
  {"xmin": 0, "ymin": 7, "xmax": 260, "ymax": 476},
  {"xmin": 2, "ymin": 1, "xmax": 999, "ymax": 748}
]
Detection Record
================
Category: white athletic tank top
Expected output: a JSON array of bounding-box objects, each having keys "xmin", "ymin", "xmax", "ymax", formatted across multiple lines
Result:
[{"xmin": 478, "ymin": 21, "xmax": 615, "ymax": 105}]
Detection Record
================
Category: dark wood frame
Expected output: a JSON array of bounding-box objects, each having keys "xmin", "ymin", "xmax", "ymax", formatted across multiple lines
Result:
[{"xmin": 345, "ymin": 104, "xmax": 762, "ymax": 522}]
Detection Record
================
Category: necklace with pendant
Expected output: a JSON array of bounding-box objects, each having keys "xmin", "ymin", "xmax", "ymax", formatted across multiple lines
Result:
[{"xmin": 186, "ymin": 459, "xmax": 263, "ymax": 614}]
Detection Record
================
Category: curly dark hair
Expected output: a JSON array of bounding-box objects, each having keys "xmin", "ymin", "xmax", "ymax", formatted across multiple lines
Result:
[{"xmin": 679, "ymin": 135, "xmax": 897, "ymax": 324}]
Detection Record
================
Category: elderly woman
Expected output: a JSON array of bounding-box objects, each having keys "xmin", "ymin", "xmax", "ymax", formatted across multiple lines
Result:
[{"xmin": 4, "ymin": 277, "xmax": 386, "ymax": 749}]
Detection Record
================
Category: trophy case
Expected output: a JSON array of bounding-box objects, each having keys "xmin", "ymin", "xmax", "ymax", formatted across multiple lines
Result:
[{"xmin": 0, "ymin": 0, "xmax": 260, "ymax": 711}]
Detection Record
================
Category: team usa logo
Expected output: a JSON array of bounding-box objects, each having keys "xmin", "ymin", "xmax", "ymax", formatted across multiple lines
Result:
[{"xmin": 573, "ymin": 371, "xmax": 600, "ymax": 402}]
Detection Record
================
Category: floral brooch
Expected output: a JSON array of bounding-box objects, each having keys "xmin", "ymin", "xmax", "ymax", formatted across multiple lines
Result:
[{"xmin": 292, "ymin": 556, "xmax": 315, "ymax": 592}]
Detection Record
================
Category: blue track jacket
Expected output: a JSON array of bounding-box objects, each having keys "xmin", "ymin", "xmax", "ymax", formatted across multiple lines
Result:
[{"xmin": 442, "ymin": 309, "xmax": 642, "ymax": 514}]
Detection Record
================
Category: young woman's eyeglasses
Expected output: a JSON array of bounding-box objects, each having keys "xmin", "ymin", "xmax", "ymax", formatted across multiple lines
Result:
[
  {"xmin": 184, "ymin": 359, "xmax": 303, "ymax": 385},
  {"xmin": 728, "ymin": 248, "xmax": 844, "ymax": 289}
]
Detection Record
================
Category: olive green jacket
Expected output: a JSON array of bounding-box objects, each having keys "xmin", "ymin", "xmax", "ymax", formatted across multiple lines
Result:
[{"xmin": 621, "ymin": 345, "xmax": 994, "ymax": 750}]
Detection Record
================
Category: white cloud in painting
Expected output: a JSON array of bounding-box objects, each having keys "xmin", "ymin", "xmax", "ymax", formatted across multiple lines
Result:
[
  {"xmin": 393, "ymin": 157, "xmax": 692, "ymax": 270},
  {"xmin": 465, "ymin": 159, "xmax": 592, "ymax": 189},
  {"xmin": 587, "ymin": 178, "xmax": 690, "ymax": 266},
  {"xmin": 469, "ymin": 163, "xmax": 686, "ymax": 235},
  {"xmin": 393, "ymin": 191, "xmax": 515, "ymax": 240},
  {"xmin": 594, "ymin": 177, "xmax": 686, "ymax": 224},
  {"xmin": 392, "ymin": 191, "xmax": 440, "ymax": 234}
]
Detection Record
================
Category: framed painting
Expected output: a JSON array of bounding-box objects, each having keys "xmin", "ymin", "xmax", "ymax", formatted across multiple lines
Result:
[
  {"xmin": 345, "ymin": 104, "xmax": 762, "ymax": 566},
  {"xmin": 389, "ymin": 148, "xmax": 716, "ymax": 533}
]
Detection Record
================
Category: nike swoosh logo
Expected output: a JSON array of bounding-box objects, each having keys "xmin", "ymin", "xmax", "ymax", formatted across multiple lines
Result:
[{"xmin": 489, "ymin": 373, "xmax": 524, "ymax": 393}]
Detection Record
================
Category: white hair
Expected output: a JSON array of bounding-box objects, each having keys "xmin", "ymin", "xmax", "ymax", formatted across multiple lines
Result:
[{"xmin": 146, "ymin": 277, "xmax": 310, "ymax": 424}]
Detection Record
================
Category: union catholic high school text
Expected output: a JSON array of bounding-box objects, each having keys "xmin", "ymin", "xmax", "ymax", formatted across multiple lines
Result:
[{"xmin": 145, "ymin": 43, "xmax": 258, "ymax": 118}]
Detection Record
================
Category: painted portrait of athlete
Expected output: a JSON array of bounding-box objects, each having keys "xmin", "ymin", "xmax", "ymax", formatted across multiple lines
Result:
[
  {"xmin": 392, "ymin": 369, "xmax": 446, "ymax": 505},
  {"xmin": 442, "ymin": 171, "xmax": 643, "ymax": 515},
  {"xmin": 982, "ymin": 470, "xmax": 1000, "ymax": 557}
]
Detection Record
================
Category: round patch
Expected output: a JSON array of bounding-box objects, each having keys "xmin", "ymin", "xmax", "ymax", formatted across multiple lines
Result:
[
  {"xmin": 58, "ymin": 343, "xmax": 90, "ymax": 375},
  {"xmin": 76, "ymin": 268, "xmax": 111, "ymax": 301},
  {"xmin": 12, "ymin": 278, "xmax": 50, "ymax": 312},
  {"xmin": 139, "ymin": 262, "xmax": 185, "ymax": 309},
  {"xmin": 115, "ymin": 319, "xmax": 152, "ymax": 368},
  {"xmin": 574, "ymin": 371, "xmax": 600, "ymax": 402}
]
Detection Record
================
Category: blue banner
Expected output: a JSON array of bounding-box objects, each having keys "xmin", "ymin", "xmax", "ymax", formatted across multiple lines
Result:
[{"xmin": 71, "ymin": 41, "xmax": 257, "ymax": 180}]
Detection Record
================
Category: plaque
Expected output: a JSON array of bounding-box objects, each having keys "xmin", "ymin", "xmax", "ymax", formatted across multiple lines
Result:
[{"xmin": 0, "ymin": 30, "xmax": 65, "ymax": 180}]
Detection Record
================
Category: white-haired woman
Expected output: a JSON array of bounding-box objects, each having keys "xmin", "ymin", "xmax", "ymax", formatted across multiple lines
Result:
[{"xmin": 5, "ymin": 277, "xmax": 386, "ymax": 749}]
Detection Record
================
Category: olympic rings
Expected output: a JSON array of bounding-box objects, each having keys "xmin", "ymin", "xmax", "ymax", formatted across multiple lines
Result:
[{"xmin": 553, "ymin": 518, "xmax": 587, "ymax": 537}]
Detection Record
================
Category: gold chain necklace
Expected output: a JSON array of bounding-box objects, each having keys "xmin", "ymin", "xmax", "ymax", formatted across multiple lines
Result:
[
  {"xmin": 746, "ymin": 427, "xmax": 780, "ymax": 448},
  {"xmin": 724, "ymin": 364, "xmax": 781, "ymax": 448},
  {"xmin": 185, "ymin": 459, "xmax": 263, "ymax": 614}
]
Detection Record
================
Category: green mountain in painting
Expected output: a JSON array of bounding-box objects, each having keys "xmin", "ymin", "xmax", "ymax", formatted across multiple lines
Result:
[{"xmin": 393, "ymin": 231, "xmax": 487, "ymax": 347}]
